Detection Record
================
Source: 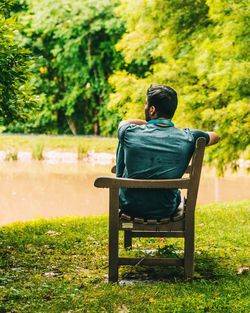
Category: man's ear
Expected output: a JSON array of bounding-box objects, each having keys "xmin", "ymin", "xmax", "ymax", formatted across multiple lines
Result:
[{"xmin": 150, "ymin": 106, "xmax": 156, "ymax": 116}]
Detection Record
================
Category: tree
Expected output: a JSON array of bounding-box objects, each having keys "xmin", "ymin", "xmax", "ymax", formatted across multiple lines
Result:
[
  {"xmin": 108, "ymin": 0, "xmax": 250, "ymax": 173},
  {"xmin": 0, "ymin": 0, "xmax": 36, "ymax": 130},
  {"xmin": 16, "ymin": 0, "xmax": 124, "ymax": 135}
]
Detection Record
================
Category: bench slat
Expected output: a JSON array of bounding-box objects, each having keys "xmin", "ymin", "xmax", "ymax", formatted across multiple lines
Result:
[
  {"xmin": 95, "ymin": 177, "xmax": 190, "ymax": 189},
  {"xmin": 118, "ymin": 257, "xmax": 184, "ymax": 266}
]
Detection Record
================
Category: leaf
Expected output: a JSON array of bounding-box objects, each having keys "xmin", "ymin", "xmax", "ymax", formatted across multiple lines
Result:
[
  {"xmin": 236, "ymin": 267, "xmax": 249, "ymax": 275},
  {"xmin": 43, "ymin": 272, "xmax": 56, "ymax": 278},
  {"xmin": 46, "ymin": 230, "xmax": 61, "ymax": 236},
  {"xmin": 117, "ymin": 305, "xmax": 129, "ymax": 313}
]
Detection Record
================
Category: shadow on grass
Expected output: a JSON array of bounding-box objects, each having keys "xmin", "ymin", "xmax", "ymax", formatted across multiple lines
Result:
[{"xmin": 119, "ymin": 250, "xmax": 233, "ymax": 283}]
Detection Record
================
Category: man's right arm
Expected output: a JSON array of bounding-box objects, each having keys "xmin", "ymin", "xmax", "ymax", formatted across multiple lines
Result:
[{"xmin": 191, "ymin": 130, "xmax": 220, "ymax": 146}]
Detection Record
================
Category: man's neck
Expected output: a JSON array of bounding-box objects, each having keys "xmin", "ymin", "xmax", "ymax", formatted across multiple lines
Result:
[
  {"xmin": 147, "ymin": 118, "xmax": 174, "ymax": 127},
  {"xmin": 151, "ymin": 117, "xmax": 171, "ymax": 121}
]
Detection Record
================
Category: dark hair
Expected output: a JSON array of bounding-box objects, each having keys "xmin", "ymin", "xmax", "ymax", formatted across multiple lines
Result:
[{"xmin": 146, "ymin": 84, "xmax": 178, "ymax": 118}]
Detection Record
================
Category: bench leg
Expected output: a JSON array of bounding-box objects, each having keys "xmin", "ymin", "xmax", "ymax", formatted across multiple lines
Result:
[
  {"xmin": 108, "ymin": 189, "xmax": 119, "ymax": 282},
  {"xmin": 184, "ymin": 235, "xmax": 194, "ymax": 279},
  {"xmin": 109, "ymin": 257, "xmax": 118, "ymax": 283},
  {"xmin": 124, "ymin": 230, "xmax": 132, "ymax": 249},
  {"xmin": 108, "ymin": 229, "xmax": 119, "ymax": 282}
]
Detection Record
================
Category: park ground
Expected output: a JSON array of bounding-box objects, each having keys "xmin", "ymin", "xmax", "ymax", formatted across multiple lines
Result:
[{"xmin": 0, "ymin": 200, "xmax": 249, "ymax": 312}]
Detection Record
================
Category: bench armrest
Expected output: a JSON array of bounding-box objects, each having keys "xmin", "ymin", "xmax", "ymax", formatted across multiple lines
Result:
[{"xmin": 94, "ymin": 177, "xmax": 190, "ymax": 189}]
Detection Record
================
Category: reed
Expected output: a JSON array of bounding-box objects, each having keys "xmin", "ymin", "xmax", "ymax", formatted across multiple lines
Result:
[
  {"xmin": 32, "ymin": 142, "xmax": 44, "ymax": 160},
  {"xmin": 77, "ymin": 143, "xmax": 89, "ymax": 160},
  {"xmin": 4, "ymin": 149, "xmax": 18, "ymax": 161}
]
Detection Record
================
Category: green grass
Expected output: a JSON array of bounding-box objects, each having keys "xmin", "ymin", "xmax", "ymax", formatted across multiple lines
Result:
[
  {"xmin": 4, "ymin": 148, "xmax": 18, "ymax": 161},
  {"xmin": 0, "ymin": 135, "xmax": 117, "ymax": 154},
  {"xmin": 32, "ymin": 142, "xmax": 44, "ymax": 160},
  {"xmin": 0, "ymin": 201, "xmax": 249, "ymax": 312}
]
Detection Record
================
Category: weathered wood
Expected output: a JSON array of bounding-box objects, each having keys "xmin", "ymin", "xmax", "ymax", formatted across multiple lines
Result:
[
  {"xmin": 95, "ymin": 177, "xmax": 190, "ymax": 189},
  {"xmin": 185, "ymin": 165, "xmax": 191, "ymax": 174},
  {"xmin": 159, "ymin": 217, "xmax": 171, "ymax": 223},
  {"xmin": 124, "ymin": 231, "xmax": 132, "ymax": 249},
  {"xmin": 108, "ymin": 188, "xmax": 119, "ymax": 282},
  {"xmin": 118, "ymin": 219, "xmax": 185, "ymax": 232},
  {"xmin": 118, "ymin": 257, "xmax": 184, "ymax": 266},
  {"xmin": 133, "ymin": 217, "xmax": 144, "ymax": 223},
  {"xmin": 120, "ymin": 213, "xmax": 131, "ymax": 221},
  {"xmin": 184, "ymin": 138, "xmax": 206, "ymax": 279},
  {"xmin": 129, "ymin": 231, "xmax": 185, "ymax": 238},
  {"xmin": 146, "ymin": 219, "xmax": 158, "ymax": 224}
]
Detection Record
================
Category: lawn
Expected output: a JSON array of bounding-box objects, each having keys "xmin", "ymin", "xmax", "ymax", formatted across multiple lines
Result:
[{"xmin": 0, "ymin": 201, "xmax": 249, "ymax": 312}]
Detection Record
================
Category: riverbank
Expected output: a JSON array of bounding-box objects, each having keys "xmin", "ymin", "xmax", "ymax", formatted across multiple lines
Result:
[
  {"xmin": 1, "ymin": 134, "xmax": 249, "ymax": 169},
  {"xmin": 0, "ymin": 150, "xmax": 115, "ymax": 164},
  {"xmin": 0, "ymin": 200, "xmax": 249, "ymax": 312},
  {"xmin": 0, "ymin": 134, "xmax": 117, "ymax": 154}
]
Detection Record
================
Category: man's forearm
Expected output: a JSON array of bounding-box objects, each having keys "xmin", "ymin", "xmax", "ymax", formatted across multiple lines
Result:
[
  {"xmin": 207, "ymin": 132, "xmax": 220, "ymax": 146},
  {"xmin": 119, "ymin": 119, "xmax": 146, "ymax": 128}
]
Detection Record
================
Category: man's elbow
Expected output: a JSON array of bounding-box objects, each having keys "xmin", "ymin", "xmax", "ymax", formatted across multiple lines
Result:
[
  {"xmin": 207, "ymin": 132, "xmax": 220, "ymax": 146},
  {"xmin": 118, "ymin": 120, "xmax": 129, "ymax": 129}
]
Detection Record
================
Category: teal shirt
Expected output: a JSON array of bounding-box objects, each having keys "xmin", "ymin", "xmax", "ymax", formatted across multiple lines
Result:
[{"xmin": 117, "ymin": 123, "xmax": 209, "ymax": 219}]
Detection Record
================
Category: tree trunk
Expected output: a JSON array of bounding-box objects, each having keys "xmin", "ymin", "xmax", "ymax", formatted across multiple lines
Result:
[{"xmin": 66, "ymin": 116, "xmax": 77, "ymax": 135}]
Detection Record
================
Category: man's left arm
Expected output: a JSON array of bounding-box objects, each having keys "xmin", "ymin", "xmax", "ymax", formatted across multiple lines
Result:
[
  {"xmin": 119, "ymin": 119, "xmax": 146, "ymax": 129},
  {"xmin": 116, "ymin": 119, "xmax": 147, "ymax": 177}
]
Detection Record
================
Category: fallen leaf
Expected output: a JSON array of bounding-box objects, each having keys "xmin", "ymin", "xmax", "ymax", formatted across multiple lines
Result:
[
  {"xmin": 237, "ymin": 267, "xmax": 249, "ymax": 275},
  {"xmin": 193, "ymin": 272, "xmax": 202, "ymax": 279},
  {"xmin": 197, "ymin": 223, "xmax": 205, "ymax": 227},
  {"xmin": 46, "ymin": 230, "xmax": 61, "ymax": 236},
  {"xmin": 43, "ymin": 272, "xmax": 56, "ymax": 278},
  {"xmin": 117, "ymin": 305, "xmax": 129, "ymax": 313}
]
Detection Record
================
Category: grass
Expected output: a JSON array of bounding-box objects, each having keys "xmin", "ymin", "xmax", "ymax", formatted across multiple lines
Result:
[
  {"xmin": 4, "ymin": 148, "xmax": 18, "ymax": 161},
  {"xmin": 77, "ymin": 143, "xmax": 89, "ymax": 160},
  {"xmin": 0, "ymin": 135, "xmax": 117, "ymax": 154},
  {"xmin": 0, "ymin": 200, "xmax": 249, "ymax": 312},
  {"xmin": 32, "ymin": 142, "xmax": 44, "ymax": 160}
]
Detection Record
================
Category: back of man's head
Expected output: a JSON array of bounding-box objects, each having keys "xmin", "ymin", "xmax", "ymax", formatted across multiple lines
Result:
[{"xmin": 146, "ymin": 84, "xmax": 178, "ymax": 119}]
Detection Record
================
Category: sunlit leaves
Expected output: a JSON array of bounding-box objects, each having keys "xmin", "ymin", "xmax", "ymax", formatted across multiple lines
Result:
[
  {"xmin": 16, "ymin": 0, "xmax": 124, "ymax": 134},
  {"xmin": 0, "ymin": 0, "xmax": 36, "ymax": 128},
  {"xmin": 109, "ymin": 0, "xmax": 250, "ymax": 172}
]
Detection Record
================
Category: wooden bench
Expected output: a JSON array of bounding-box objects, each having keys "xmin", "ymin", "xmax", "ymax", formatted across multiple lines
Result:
[{"xmin": 94, "ymin": 137, "xmax": 206, "ymax": 282}]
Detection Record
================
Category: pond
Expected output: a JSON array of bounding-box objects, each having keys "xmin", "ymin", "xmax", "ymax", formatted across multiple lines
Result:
[{"xmin": 0, "ymin": 161, "xmax": 249, "ymax": 225}]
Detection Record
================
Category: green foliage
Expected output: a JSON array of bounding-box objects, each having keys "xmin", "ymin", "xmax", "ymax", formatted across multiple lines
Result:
[
  {"xmin": 2, "ymin": 0, "xmax": 249, "ymax": 172},
  {"xmin": 109, "ymin": 0, "xmax": 250, "ymax": 172},
  {"xmin": 0, "ymin": 0, "xmax": 36, "ymax": 129},
  {"xmin": 15, "ymin": 0, "xmax": 124, "ymax": 135},
  {"xmin": 0, "ymin": 201, "xmax": 249, "ymax": 312}
]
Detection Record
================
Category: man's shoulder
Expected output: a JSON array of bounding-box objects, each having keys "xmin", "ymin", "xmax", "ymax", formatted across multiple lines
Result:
[
  {"xmin": 182, "ymin": 128, "xmax": 210, "ymax": 144},
  {"xmin": 118, "ymin": 123, "xmax": 147, "ymax": 141}
]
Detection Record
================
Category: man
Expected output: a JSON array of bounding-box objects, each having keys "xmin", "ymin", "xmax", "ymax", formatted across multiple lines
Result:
[{"xmin": 116, "ymin": 84, "xmax": 220, "ymax": 220}]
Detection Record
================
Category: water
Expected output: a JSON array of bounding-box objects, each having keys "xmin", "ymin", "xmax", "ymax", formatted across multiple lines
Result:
[{"xmin": 0, "ymin": 161, "xmax": 249, "ymax": 225}]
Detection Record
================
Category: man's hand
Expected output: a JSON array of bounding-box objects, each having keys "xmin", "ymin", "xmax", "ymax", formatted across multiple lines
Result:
[
  {"xmin": 119, "ymin": 119, "xmax": 146, "ymax": 129},
  {"xmin": 207, "ymin": 132, "xmax": 220, "ymax": 146}
]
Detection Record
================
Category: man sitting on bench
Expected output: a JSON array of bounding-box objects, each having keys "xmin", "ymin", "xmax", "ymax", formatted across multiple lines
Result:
[{"xmin": 116, "ymin": 84, "xmax": 219, "ymax": 220}]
